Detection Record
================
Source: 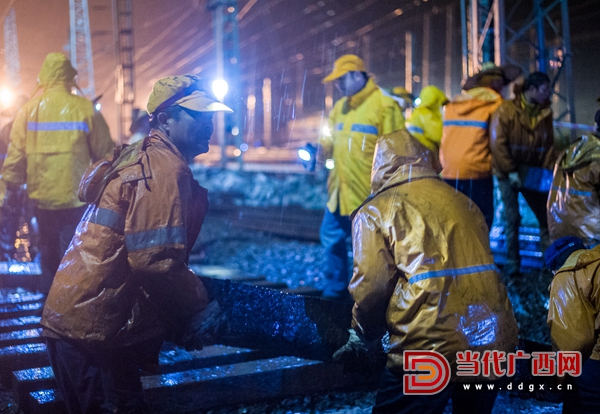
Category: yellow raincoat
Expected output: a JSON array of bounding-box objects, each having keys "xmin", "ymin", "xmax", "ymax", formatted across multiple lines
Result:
[
  {"xmin": 547, "ymin": 135, "xmax": 600, "ymax": 247},
  {"xmin": 350, "ymin": 130, "xmax": 518, "ymax": 380},
  {"xmin": 319, "ymin": 78, "xmax": 404, "ymax": 216},
  {"xmin": 547, "ymin": 246, "xmax": 600, "ymax": 361},
  {"xmin": 1, "ymin": 53, "xmax": 113, "ymax": 210},
  {"xmin": 406, "ymin": 85, "xmax": 448, "ymax": 153}
]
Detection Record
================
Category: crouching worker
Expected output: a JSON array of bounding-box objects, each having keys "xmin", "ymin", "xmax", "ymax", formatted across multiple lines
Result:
[
  {"xmin": 333, "ymin": 131, "xmax": 518, "ymax": 414},
  {"xmin": 40, "ymin": 75, "xmax": 232, "ymax": 414},
  {"xmin": 546, "ymin": 236, "xmax": 600, "ymax": 414}
]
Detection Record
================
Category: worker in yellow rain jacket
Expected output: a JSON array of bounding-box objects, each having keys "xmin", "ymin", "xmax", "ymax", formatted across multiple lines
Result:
[
  {"xmin": 333, "ymin": 130, "xmax": 518, "ymax": 413},
  {"xmin": 0, "ymin": 53, "xmax": 114, "ymax": 292},
  {"xmin": 406, "ymin": 85, "xmax": 448, "ymax": 155},
  {"xmin": 546, "ymin": 236, "xmax": 600, "ymax": 414},
  {"xmin": 317, "ymin": 54, "xmax": 405, "ymax": 299}
]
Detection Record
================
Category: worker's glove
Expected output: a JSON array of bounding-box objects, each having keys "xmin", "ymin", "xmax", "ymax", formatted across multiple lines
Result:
[
  {"xmin": 332, "ymin": 329, "xmax": 374, "ymax": 371},
  {"xmin": 508, "ymin": 172, "xmax": 522, "ymax": 190},
  {"xmin": 298, "ymin": 143, "xmax": 317, "ymax": 172},
  {"xmin": 178, "ymin": 300, "xmax": 230, "ymax": 351}
]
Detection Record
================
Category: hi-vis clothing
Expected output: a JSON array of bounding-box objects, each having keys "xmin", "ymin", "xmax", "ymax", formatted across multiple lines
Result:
[
  {"xmin": 548, "ymin": 135, "xmax": 600, "ymax": 247},
  {"xmin": 1, "ymin": 60, "xmax": 113, "ymax": 210},
  {"xmin": 406, "ymin": 86, "xmax": 448, "ymax": 153},
  {"xmin": 319, "ymin": 78, "xmax": 404, "ymax": 216},
  {"xmin": 547, "ymin": 246, "xmax": 600, "ymax": 361},
  {"xmin": 350, "ymin": 130, "xmax": 518, "ymax": 380},
  {"xmin": 439, "ymin": 87, "xmax": 503, "ymax": 180},
  {"xmin": 41, "ymin": 130, "xmax": 210, "ymax": 348}
]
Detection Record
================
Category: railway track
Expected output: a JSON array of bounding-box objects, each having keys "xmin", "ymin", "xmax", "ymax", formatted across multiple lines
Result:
[
  {"xmin": 213, "ymin": 204, "xmax": 546, "ymax": 270},
  {"xmin": 0, "ymin": 206, "xmax": 551, "ymax": 413}
]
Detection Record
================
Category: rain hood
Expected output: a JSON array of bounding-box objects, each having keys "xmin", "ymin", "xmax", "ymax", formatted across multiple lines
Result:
[
  {"xmin": 370, "ymin": 129, "xmax": 442, "ymax": 195},
  {"xmin": 559, "ymin": 134, "xmax": 600, "ymax": 171}
]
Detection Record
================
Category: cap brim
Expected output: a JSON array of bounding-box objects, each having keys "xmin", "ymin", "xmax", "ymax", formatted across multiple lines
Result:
[
  {"xmin": 175, "ymin": 91, "xmax": 233, "ymax": 113},
  {"xmin": 322, "ymin": 69, "xmax": 346, "ymax": 84}
]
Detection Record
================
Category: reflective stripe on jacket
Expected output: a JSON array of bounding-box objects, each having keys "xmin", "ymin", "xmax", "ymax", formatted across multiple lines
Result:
[
  {"xmin": 41, "ymin": 130, "xmax": 210, "ymax": 347},
  {"xmin": 547, "ymin": 247, "xmax": 600, "ymax": 361},
  {"xmin": 319, "ymin": 78, "xmax": 405, "ymax": 216},
  {"xmin": 490, "ymin": 95, "xmax": 557, "ymax": 179},
  {"xmin": 439, "ymin": 87, "xmax": 502, "ymax": 180},
  {"xmin": 1, "ymin": 84, "xmax": 114, "ymax": 209},
  {"xmin": 350, "ymin": 130, "xmax": 518, "ymax": 381},
  {"xmin": 547, "ymin": 135, "xmax": 600, "ymax": 247}
]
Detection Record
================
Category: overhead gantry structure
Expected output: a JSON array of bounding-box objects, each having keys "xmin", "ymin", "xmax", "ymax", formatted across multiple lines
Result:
[{"xmin": 462, "ymin": 0, "xmax": 575, "ymax": 127}]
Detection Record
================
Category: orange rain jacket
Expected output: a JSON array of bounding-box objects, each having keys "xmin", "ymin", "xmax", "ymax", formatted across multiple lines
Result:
[
  {"xmin": 319, "ymin": 78, "xmax": 405, "ymax": 216},
  {"xmin": 547, "ymin": 135, "xmax": 600, "ymax": 247},
  {"xmin": 547, "ymin": 246, "xmax": 600, "ymax": 361},
  {"xmin": 350, "ymin": 130, "xmax": 518, "ymax": 380},
  {"xmin": 406, "ymin": 85, "xmax": 448, "ymax": 153},
  {"xmin": 1, "ymin": 55, "xmax": 113, "ymax": 210},
  {"xmin": 41, "ymin": 130, "xmax": 210, "ymax": 350},
  {"xmin": 439, "ymin": 87, "xmax": 503, "ymax": 180}
]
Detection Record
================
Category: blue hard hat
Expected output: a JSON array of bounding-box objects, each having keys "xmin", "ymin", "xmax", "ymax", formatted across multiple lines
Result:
[{"xmin": 544, "ymin": 236, "xmax": 586, "ymax": 271}]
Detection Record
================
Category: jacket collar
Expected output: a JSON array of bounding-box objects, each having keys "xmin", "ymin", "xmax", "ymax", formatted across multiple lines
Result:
[{"xmin": 344, "ymin": 78, "xmax": 378, "ymax": 112}]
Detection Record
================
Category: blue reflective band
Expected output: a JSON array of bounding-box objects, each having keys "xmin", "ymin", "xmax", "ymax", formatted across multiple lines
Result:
[
  {"xmin": 552, "ymin": 186, "xmax": 593, "ymax": 197},
  {"xmin": 335, "ymin": 123, "xmax": 344, "ymax": 131},
  {"xmin": 409, "ymin": 264, "xmax": 498, "ymax": 284},
  {"xmin": 125, "ymin": 226, "xmax": 186, "ymax": 252},
  {"xmin": 407, "ymin": 125, "xmax": 424, "ymax": 135},
  {"xmin": 443, "ymin": 120, "xmax": 488, "ymax": 129},
  {"xmin": 27, "ymin": 122, "xmax": 90, "ymax": 133},
  {"xmin": 88, "ymin": 207, "xmax": 125, "ymax": 233},
  {"xmin": 351, "ymin": 124, "xmax": 379, "ymax": 135}
]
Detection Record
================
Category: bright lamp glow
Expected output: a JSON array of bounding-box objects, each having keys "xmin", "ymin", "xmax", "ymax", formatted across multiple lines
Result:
[
  {"xmin": 325, "ymin": 159, "xmax": 335, "ymax": 169},
  {"xmin": 414, "ymin": 97, "xmax": 421, "ymax": 106},
  {"xmin": 298, "ymin": 148, "xmax": 312, "ymax": 161},
  {"xmin": 95, "ymin": 102, "xmax": 102, "ymax": 111},
  {"xmin": 0, "ymin": 88, "xmax": 13, "ymax": 106},
  {"xmin": 212, "ymin": 79, "xmax": 228, "ymax": 101},
  {"xmin": 321, "ymin": 125, "xmax": 332, "ymax": 137}
]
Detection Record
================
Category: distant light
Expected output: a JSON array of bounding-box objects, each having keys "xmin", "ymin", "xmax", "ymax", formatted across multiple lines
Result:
[
  {"xmin": 95, "ymin": 102, "xmax": 102, "ymax": 111},
  {"xmin": 233, "ymin": 148, "xmax": 242, "ymax": 157},
  {"xmin": 414, "ymin": 97, "xmax": 421, "ymax": 106},
  {"xmin": 298, "ymin": 148, "xmax": 312, "ymax": 161},
  {"xmin": 321, "ymin": 125, "xmax": 332, "ymax": 137},
  {"xmin": 247, "ymin": 94, "xmax": 256, "ymax": 110},
  {"xmin": 325, "ymin": 159, "xmax": 335, "ymax": 169},
  {"xmin": 231, "ymin": 126, "xmax": 240, "ymax": 136},
  {"xmin": 212, "ymin": 79, "xmax": 228, "ymax": 101},
  {"xmin": 240, "ymin": 143, "xmax": 249, "ymax": 151},
  {"xmin": 0, "ymin": 88, "xmax": 13, "ymax": 106}
]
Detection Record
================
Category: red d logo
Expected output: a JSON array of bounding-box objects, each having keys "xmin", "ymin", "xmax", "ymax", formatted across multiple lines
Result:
[{"xmin": 403, "ymin": 350, "xmax": 451, "ymax": 395}]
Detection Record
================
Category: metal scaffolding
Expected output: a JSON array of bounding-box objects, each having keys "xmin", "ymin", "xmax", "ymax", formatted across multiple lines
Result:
[
  {"xmin": 112, "ymin": 0, "xmax": 135, "ymax": 144},
  {"xmin": 69, "ymin": 0, "xmax": 96, "ymax": 99},
  {"xmin": 461, "ymin": 0, "xmax": 575, "ymax": 124},
  {"xmin": 3, "ymin": 8, "xmax": 21, "ymax": 88}
]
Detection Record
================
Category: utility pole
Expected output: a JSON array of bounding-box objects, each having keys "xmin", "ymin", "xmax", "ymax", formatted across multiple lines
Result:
[
  {"xmin": 3, "ymin": 8, "xmax": 21, "ymax": 89},
  {"xmin": 207, "ymin": 0, "xmax": 243, "ymax": 167},
  {"xmin": 69, "ymin": 0, "xmax": 95, "ymax": 99},
  {"xmin": 112, "ymin": 0, "xmax": 135, "ymax": 144}
]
